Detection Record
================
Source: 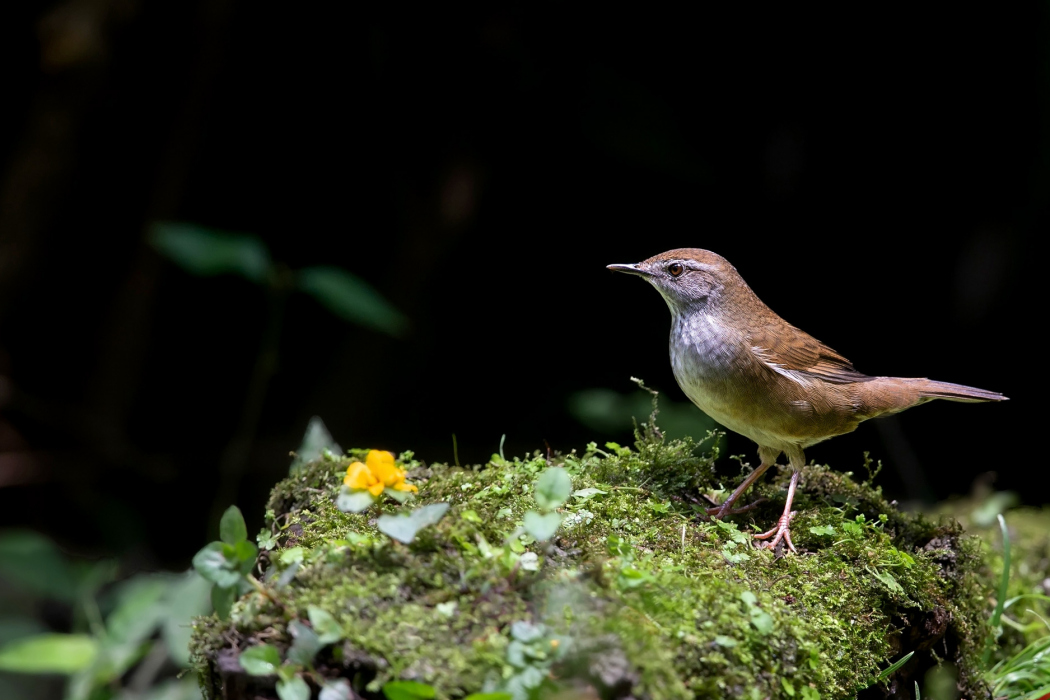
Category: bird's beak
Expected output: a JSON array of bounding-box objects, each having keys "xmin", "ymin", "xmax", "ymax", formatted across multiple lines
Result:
[{"xmin": 606, "ymin": 263, "xmax": 651, "ymax": 277}]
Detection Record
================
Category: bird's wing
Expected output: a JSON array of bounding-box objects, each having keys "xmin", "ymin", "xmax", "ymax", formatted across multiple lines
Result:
[{"xmin": 749, "ymin": 322, "xmax": 873, "ymax": 385}]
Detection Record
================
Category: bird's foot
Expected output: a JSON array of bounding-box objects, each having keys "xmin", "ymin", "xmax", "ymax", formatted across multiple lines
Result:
[
  {"xmin": 705, "ymin": 497, "xmax": 768, "ymax": 520},
  {"xmin": 754, "ymin": 511, "xmax": 798, "ymax": 553}
]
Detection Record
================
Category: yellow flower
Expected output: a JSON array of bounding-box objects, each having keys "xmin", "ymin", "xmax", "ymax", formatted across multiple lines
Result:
[{"xmin": 343, "ymin": 450, "xmax": 418, "ymax": 498}]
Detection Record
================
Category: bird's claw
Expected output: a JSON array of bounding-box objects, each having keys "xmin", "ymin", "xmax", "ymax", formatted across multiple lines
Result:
[
  {"xmin": 705, "ymin": 497, "xmax": 767, "ymax": 520},
  {"xmin": 754, "ymin": 510, "xmax": 797, "ymax": 554}
]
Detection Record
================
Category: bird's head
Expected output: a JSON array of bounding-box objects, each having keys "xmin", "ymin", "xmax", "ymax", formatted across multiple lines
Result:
[{"xmin": 607, "ymin": 248, "xmax": 740, "ymax": 313}]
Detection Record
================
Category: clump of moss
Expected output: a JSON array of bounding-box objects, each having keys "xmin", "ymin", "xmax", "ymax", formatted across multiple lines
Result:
[{"xmin": 190, "ymin": 417, "xmax": 994, "ymax": 700}]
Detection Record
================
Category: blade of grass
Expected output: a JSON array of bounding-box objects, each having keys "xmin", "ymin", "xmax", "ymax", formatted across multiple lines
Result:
[{"xmin": 983, "ymin": 513, "xmax": 1012, "ymax": 666}]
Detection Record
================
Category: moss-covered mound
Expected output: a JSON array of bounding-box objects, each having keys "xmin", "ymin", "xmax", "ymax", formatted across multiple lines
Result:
[{"xmin": 190, "ymin": 423, "xmax": 992, "ymax": 700}]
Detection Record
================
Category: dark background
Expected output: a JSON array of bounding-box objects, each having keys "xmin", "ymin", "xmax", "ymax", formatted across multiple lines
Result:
[{"xmin": 0, "ymin": 3, "xmax": 1045, "ymax": 569}]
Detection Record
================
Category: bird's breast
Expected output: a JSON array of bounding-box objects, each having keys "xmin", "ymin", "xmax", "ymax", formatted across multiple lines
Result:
[{"xmin": 667, "ymin": 311, "xmax": 862, "ymax": 450}]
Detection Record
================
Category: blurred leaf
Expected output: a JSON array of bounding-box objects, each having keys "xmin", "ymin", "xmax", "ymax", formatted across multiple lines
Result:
[
  {"xmin": 523, "ymin": 511, "xmax": 562, "ymax": 542},
  {"xmin": 319, "ymin": 680, "xmax": 354, "ymax": 700},
  {"xmin": 463, "ymin": 694, "xmax": 512, "ymax": 700},
  {"xmin": 277, "ymin": 675, "xmax": 311, "ymax": 700},
  {"xmin": 290, "ymin": 416, "xmax": 342, "ymax": 472},
  {"xmin": 0, "ymin": 530, "xmax": 76, "ymax": 601},
  {"xmin": 220, "ymin": 506, "xmax": 248, "ymax": 545},
  {"xmin": 971, "ymin": 491, "xmax": 1019, "ymax": 528},
  {"xmin": 233, "ymin": 539, "xmax": 259, "ymax": 575},
  {"xmin": 117, "ymin": 677, "xmax": 203, "ymax": 700},
  {"xmin": 162, "ymin": 572, "xmax": 213, "ymax": 666},
  {"xmin": 383, "ymin": 680, "xmax": 436, "ymax": 700},
  {"xmin": 211, "ymin": 584, "xmax": 236, "ymax": 621},
  {"xmin": 567, "ymin": 388, "xmax": 717, "ymax": 443},
  {"xmin": 105, "ymin": 575, "xmax": 168, "ymax": 645},
  {"xmin": 192, "ymin": 542, "xmax": 242, "ymax": 588},
  {"xmin": 239, "ymin": 644, "xmax": 281, "ymax": 675},
  {"xmin": 308, "ymin": 606, "xmax": 344, "ymax": 645},
  {"xmin": 534, "ymin": 468, "xmax": 572, "ymax": 510},
  {"xmin": 0, "ymin": 617, "xmax": 47, "ymax": 647},
  {"xmin": 335, "ymin": 488, "xmax": 375, "ymax": 514},
  {"xmin": 296, "ymin": 266, "xmax": 408, "ymax": 336},
  {"xmin": 0, "ymin": 633, "xmax": 97, "ymax": 673},
  {"xmin": 377, "ymin": 504, "xmax": 450, "ymax": 544},
  {"xmin": 148, "ymin": 222, "xmax": 271, "ymax": 283},
  {"xmin": 286, "ymin": 620, "xmax": 322, "ymax": 666}
]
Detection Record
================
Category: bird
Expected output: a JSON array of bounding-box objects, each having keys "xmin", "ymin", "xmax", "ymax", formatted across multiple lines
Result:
[{"xmin": 607, "ymin": 248, "xmax": 1007, "ymax": 553}]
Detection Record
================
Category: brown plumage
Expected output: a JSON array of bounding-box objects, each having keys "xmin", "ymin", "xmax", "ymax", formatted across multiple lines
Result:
[{"xmin": 608, "ymin": 248, "xmax": 1006, "ymax": 553}]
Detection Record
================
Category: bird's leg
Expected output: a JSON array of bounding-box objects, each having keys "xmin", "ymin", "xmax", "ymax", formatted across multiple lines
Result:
[
  {"xmin": 754, "ymin": 450, "xmax": 804, "ymax": 553},
  {"xmin": 707, "ymin": 448, "xmax": 779, "ymax": 519}
]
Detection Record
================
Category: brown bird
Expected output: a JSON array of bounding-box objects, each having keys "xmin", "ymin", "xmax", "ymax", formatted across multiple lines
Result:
[{"xmin": 608, "ymin": 248, "xmax": 1006, "ymax": 553}]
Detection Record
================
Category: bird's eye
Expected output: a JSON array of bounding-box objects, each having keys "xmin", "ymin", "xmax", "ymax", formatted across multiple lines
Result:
[{"xmin": 667, "ymin": 262, "xmax": 684, "ymax": 277}]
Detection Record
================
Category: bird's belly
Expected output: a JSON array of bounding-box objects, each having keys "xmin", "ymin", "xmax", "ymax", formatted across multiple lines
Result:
[{"xmin": 670, "ymin": 336, "xmax": 857, "ymax": 451}]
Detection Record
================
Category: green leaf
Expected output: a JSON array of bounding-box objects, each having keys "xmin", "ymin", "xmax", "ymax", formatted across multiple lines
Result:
[
  {"xmin": 874, "ymin": 650, "xmax": 914, "ymax": 682},
  {"xmin": 510, "ymin": 620, "xmax": 544, "ymax": 642},
  {"xmin": 335, "ymin": 487, "xmax": 376, "ymax": 514},
  {"xmin": 0, "ymin": 530, "xmax": 76, "ymax": 601},
  {"xmin": 105, "ymin": 575, "xmax": 168, "ymax": 645},
  {"xmin": 377, "ymin": 503, "xmax": 450, "ymax": 544},
  {"xmin": 385, "ymin": 487, "xmax": 414, "ymax": 504},
  {"xmin": 0, "ymin": 634, "xmax": 97, "ymax": 674},
  {"xmin": 867, "ymin": 567, "xmax": 905, "ymax": 595},
  {"xmin": 286, "ymin": 620, "xmax": 322, "ymax": 666},
  {"xmin": 308, "ymin": 606, "xmax": 345, "ymax": 644},
  {"xmin": 809, "ymin": 525, "xmax": 837, "ymax": 537},
  {"xmin": 716, "ymin": 520, "xmax": 751, "ymax": 545},
  {"xmin": 534, "ymin": 467, "xmax": 572, "ymax": 510},
  {"xmin": 296, "ymin": 266, "xmax": 408, "ymax": 336},
  {"xmin": 220, "ymin": 506, "xmax": 248, "ymax": 545},
  {"xmin": 239, "ymin": 644, "xmax": 281, "ymax": 676},
  {"xmin": 571, "ymin": 487, "xmax": 607, "ymax": 500},
  {"xmin": 279, "ymin": 547, "xmax": 305, "ymax": 565},
  {"xmin": 257, "ymin": 529, "xmax": 278, "ymax": 551},
  {"xmin": 750, "ymin": 607, "xmax": 774, "ymax": 635},
  {"xmin": 192, "ymin": 542, "xmax": 242, "ymax": 588},
  {"xmin": 320, "ymin": 680, "xmax": 354, "ymax": 700},
  {"xmin": 277, "ymin": 675, "xmax": 311, "ymax": 700},
  {"xmin": 382, "ymin": 680, "xmax": 437, "ymax": 700},
  {"xmin": 149, "ymin": 222, "xmax": 271, "ymax": 282},
  {"xmin": 290, "ymin": 416, "xmax": 342, "ymax": 472},
  {"xmin": 233, "ymin": 540, "xmax": 258, "ymax": 576},
  {"xmin": 523, "ymin": 511, "xmax": 562, "ymax": 542},
  {"xmin": 161, "ymin": 572, "xmax": 213, "ymax": 667},
  {"xmin": 211, "ymin": 584, "xmax": 236, "ymax": 620}
]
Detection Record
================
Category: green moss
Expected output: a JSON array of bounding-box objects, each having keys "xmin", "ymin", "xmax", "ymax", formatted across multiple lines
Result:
[
  {"xmin": 935, "ymin": 495, "xmax": 1050, "ymax": 658},
  {"xmin": 190, "ymin": 423, "xmax": 993, "ymax": 700}
]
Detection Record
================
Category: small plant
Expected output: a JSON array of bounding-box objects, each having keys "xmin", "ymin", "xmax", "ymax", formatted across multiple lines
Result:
[
  {"xmin": 0, "ymin": 531, "xmax": 210, "ymax": 700},
  {"xmin": 486, "ymin": 621, "xmax": 570, "ymax": 700},
  {"xmin": 236, "ymin": 605, "xmax": 348, "ymax": 700},
  {"xmin": 192, "ymin": 505, "xmax": 271, "ymax": 619},
  {"xmin": 522, "ymin": 467, "xmax": 571, "ymax": 542}
]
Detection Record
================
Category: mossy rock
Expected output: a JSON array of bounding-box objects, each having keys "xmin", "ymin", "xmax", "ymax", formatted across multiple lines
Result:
[{"xmin": 189, "ymin": 422, "xmax": 994, "ymax": 700}]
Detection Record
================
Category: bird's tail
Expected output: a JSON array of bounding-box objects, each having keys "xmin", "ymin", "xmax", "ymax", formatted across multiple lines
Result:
[
  {"xmin": 915, "ymin": 379, "xmax": 1007, "ymax": 403},
  {"xmin": 855, "ymin": 377, "xmax": 1007, "ymax": 419}
]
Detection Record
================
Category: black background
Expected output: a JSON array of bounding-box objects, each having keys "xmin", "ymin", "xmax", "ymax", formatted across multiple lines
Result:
[{"xmin": 0, "ymin": 4, "xmax": 1045, "ymax": 568}]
